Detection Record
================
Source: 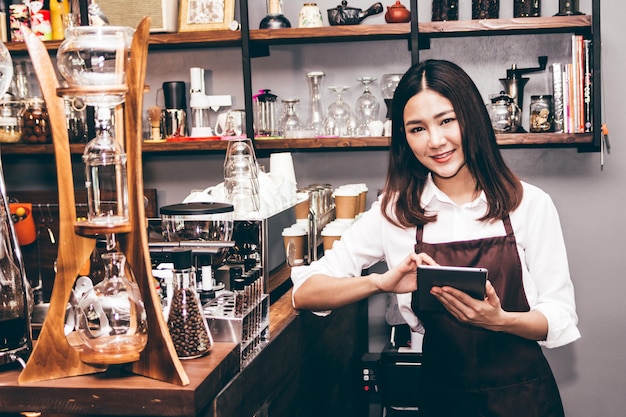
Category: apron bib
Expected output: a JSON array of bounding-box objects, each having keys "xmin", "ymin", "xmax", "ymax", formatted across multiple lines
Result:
[{"xmin": 413, "ymin": 216, "xmax": 564, "ymax": 417}]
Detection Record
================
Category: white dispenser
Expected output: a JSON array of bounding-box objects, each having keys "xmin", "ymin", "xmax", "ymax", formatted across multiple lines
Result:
[{"xmin": 189, "ymin": 67, "xmax": 232, "ymax": 137}]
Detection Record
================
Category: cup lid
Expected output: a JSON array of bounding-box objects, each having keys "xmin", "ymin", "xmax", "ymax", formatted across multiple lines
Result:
[{"xmin": 160, "ymin": 202, "xmax": 234, "ymax": 215}]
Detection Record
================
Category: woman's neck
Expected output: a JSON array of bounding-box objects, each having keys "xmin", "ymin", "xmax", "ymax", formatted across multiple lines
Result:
[{"xmin": 433, "ymin": 167, "xmax": 479, "ymax": 205}]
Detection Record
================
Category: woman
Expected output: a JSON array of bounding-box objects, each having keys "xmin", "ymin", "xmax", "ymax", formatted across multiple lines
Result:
[{"xmin": 290, "ymin": 59, "xmax": 580, "ymax": 416}]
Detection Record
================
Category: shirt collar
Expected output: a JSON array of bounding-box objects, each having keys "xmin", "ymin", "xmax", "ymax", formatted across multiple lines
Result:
[{"xmin": 421, "ymin": 173, "xmax": 487, "ymax": 209}]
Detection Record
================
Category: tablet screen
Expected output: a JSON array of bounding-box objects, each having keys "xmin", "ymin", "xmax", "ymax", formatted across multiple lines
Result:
[{"xmin": 412, "ymin": 265, "xmax": 488, "ymax": 313}]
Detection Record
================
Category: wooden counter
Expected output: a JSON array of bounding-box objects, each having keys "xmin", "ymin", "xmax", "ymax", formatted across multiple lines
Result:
[{"xmin": 0, "ymin": 266, "xmax": 368, "ymax": 417}]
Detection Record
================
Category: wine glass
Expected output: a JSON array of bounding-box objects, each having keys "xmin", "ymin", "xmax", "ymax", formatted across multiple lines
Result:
[
  {"xmin": 324, "ymin": 86, "xmax": 351, "ymax": 137},
  {"xmin": 355, "ymin": 77, "xmax": 380, "ymax": 136}
]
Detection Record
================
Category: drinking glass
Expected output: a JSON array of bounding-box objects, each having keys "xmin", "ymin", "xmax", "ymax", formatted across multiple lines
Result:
[
  {"xmin": 323, "ymin": 86, "xmax": 351, "ymax": 137},
  {"xmin": 355, "ymin": 77, "xmax": 380, "ymax": 136}
]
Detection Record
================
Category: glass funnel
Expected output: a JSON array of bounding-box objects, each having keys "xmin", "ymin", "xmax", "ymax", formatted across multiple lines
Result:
[
  {"xmin": 70, "ymin": 252, "xmax": 147, "ymax": 365},
  {"xmin": 355, "ymin": 77, "xmax": 380, "ymax": 136}
]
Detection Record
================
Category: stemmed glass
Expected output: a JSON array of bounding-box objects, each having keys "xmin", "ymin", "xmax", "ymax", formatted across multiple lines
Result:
[
  {"xmin": 323, "ymin": 86, "xmax": 351, "ymax": 137},
  {"xmin": 355, "ymin": 77, "xmax": 380, "ymax": 136}
]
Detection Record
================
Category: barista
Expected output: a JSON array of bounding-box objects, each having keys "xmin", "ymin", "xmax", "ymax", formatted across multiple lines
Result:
[{"xmin": 290, "ymin": 60, "xmax": 580, "ymax": 416}]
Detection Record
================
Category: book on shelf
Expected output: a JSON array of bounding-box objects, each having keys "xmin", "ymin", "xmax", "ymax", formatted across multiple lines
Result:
[{"xmin": 553, "ymin": 35, "xmax": 593, "ymax": 134}]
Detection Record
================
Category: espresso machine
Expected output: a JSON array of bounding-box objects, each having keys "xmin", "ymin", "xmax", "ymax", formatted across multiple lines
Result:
[{"xmin": 162, "ymin": 81, "xmax": 188, "ymax": 138}]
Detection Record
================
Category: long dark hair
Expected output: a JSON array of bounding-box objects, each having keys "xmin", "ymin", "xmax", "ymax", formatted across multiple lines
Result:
[{"xmin": 381, "ymin": 59, "xmax": 523, "ymax": 228}]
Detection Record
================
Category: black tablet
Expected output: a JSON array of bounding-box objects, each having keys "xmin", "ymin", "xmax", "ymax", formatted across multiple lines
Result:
[{"xmin": 413, "ymin": 265, "xmax": 488, "ymax": 313}]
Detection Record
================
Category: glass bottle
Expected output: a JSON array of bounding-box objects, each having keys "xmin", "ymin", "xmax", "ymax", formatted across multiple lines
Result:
[
  {"xmin": 0, "ymin": 204, "xmax": 31, "ymax": 367},
  {"xmin": 305, "ymin": 71, "xmax": 325, "ymax": 135},
  {"xmin": 260, "ymin": 0, "xmax": 291, "ymax": 29},
  {"xmin": 167, "ymin": 249, "xmax": 213, "ymax": 359},
  {"xmin": 82, "ymin": 106, "xmax": 129, "ymax": 225},
  {"xmin": 71, "ymin": 252, "xmax": 148, "ymax": 364}
]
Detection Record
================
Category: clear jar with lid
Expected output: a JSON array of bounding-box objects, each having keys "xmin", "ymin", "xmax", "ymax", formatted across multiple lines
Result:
[
  {"xmin": 19, "ymin": 97, "xmax": 52, "ymax": 144},
  {"xmin": 529, "ymin": 95, "xmax": 554, "ymax": 133},
  {"xmin": 0, "ymin": 99, "xmax": 22, "ymax": 143}
]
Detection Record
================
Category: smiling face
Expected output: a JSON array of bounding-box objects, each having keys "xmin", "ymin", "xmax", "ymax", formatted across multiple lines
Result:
[{"xmin": 403, "ymin": 89, "xmax": 477, "ymax": 197}]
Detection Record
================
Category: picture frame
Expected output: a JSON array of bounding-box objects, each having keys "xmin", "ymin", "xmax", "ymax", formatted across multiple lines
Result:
[{"xmin": 179, "ymin": 0, "xmax": 235, "ymax": 32}]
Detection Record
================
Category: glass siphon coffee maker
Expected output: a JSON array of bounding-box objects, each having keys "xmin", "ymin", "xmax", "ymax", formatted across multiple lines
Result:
[{"xmin": 0, "ymin": 38, "xmax": 32, "ymax": 369}]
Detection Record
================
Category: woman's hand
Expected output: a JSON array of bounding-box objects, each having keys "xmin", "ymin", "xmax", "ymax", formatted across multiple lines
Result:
[
  {"xmin": 430, "ymin": 280, "xmax": 505, "ymax": 331},
  {"xmin": 430, "ymin": 280, "xmax": 549, "ymax": 340},
  {"xmin": 375, "ymin": 252, "xmax": 438, "ymax": 294}
]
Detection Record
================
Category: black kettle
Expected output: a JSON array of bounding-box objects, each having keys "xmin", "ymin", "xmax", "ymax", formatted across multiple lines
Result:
[{"xmin": 327, "ymin": 1, "xmax": 384, "ymax": 26}]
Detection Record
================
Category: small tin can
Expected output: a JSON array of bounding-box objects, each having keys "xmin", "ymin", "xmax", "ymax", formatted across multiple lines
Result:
[
  {"xmin": 298, "ymin": 3, "xmax": 323, "ymax": 28},
  {"xmin": 529, "ymin": 95, "xmax": 554, "ymax": 133}
]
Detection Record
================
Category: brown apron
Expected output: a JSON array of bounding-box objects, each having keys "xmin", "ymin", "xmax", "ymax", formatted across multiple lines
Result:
[{"xmin": 413, "ymin": 216, "xmax": 564, "ymax": 417}]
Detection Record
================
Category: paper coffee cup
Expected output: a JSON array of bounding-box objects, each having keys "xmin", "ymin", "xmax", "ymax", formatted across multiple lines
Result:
[
  {"xmin": 334, "ymin": 186, "xmax": 360, "ymax": 219},
  {"xmin": 295, "ymin": 192, "xmax": 311, "ymax": 220},
  {"xmin": 321, "ymin": 223, "xmax": 347, "ymax": 252},
  {"xmin": 282, "ymin": 226, "xmax": 307, "ymax": 266}
]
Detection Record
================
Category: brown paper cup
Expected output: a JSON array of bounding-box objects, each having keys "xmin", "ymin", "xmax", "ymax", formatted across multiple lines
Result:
[
  {"xmin": 322, "ymin": 234, "xmax": 341, "ymax": 252},
  {"xmin": 334, "ymin": 195, "xmax": 359, "ymax": 219},
  {"xmin": 282, "ymin": 228, "xmax": 307, "ymax": 266},
  {"xmin": 295, "ymin": 197, "xmax": 310, "ymax": 220}
]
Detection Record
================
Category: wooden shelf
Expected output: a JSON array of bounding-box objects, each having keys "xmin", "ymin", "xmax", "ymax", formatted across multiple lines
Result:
[
  {"xmin": 0, "ymin": 133, "xmax": 594, "ymax": 156},
  {"xmin": 4, "ymin": 15, "xmax": 591, "ymax": 53}
]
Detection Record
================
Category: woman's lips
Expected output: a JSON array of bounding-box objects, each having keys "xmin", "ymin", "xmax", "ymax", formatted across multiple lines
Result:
[{"xmin": 432, "ymin": 150, "xmax": 454, "ymax": 162}]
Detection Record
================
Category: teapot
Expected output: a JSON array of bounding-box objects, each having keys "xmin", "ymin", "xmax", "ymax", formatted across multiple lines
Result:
[
  {"xmin": 385, "ymin": 1, "xmax": 411, "ymax": 23},
  {"xmin": 487, "ymin": 91, "xmax": 521, "ymax": 133},
  {"xmin": 327, "ymin": 1, "xmax": 383, "ymax": 26}
]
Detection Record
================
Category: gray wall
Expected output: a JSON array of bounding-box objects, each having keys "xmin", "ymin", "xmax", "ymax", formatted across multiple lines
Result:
[{"xmin": 3, "ymin": 1, "xmax": 625, "ymax": 415}]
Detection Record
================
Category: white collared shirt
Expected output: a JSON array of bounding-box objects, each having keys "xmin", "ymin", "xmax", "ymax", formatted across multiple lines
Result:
[{"xmin": 291, "ymin": 175, "xmax": 580, "ymax": 348}]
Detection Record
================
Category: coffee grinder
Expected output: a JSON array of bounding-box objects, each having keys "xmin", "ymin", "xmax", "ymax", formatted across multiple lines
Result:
[
  {"xmin": 499, "ymin": 56, "xmax": 548, "ymax": 133},
  {"xmin": 189, "ymin": 67, "xmax": 232, "ymax": 138},
  {"xmin": 162, "ymin": 81, "xmax": 188, "ymax": 138}
]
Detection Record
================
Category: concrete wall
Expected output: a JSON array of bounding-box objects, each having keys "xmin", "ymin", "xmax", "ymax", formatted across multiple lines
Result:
[{"xmin": 3, "ymin": 1, "xmax": 625, "ymax": 415}]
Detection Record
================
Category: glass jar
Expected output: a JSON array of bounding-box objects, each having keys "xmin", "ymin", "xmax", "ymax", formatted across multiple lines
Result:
[
  {"xmin": 487, "ymin": 91, "xmax": 520, "ymax": 133},
  {"xmin": 529, "ymin": 95, "xmax": 554, "ymax": 133},
  {"xmin": 432, "ymin": 0, "xmax": 458, "ymax": 21},
  {"xmin": 472, "ymin": 0, "xmax": 499, "ymax": 19},
  {"xmin": 557, "ymin": 0, "xmax": 581, "ymax": 16},
  {"xmin": 0, "ymin": 99, "xmax": 21, "ymax": 144},
  {"xmin": 19, "ymin": 97, "xmax": 52, "ymax": 144},
  {"xmin": 514, "ymin": 0, "xmax": 540, "ymax": 17}
]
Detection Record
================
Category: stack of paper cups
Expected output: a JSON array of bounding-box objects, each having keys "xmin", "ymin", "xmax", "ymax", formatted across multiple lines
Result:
[{"xmin": 269, "ymin": 152, "xmax": 297, "ymax": 204}]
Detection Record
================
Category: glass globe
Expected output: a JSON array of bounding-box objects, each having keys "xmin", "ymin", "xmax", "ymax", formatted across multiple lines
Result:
[
  {"xmin": 71, "ymin": 252, "xmax": 147, "ymax": 365},
  {"xmin": 0, "ymin": 41, "xmax": 13, "ymax": 99},
  {"xmin": 56, "ymin": 26, "xmax": 134, "ymax": 107}
]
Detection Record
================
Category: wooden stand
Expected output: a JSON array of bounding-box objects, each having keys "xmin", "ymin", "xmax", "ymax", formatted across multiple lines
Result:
[{"xmin": 18, "ymin": 18, "xmax": 189, "ymax": 386}]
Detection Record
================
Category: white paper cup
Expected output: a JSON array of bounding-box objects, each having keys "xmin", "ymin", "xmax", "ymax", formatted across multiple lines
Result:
[{"xmin": 282, "ymin": 226, "xmax": 307, "ymax": 266}]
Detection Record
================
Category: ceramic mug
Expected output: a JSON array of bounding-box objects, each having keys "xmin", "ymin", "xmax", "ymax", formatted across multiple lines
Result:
[
  {"xmin": 216, "ymin": 109, "xmax": 246, "ymax": 137},
  {"xmin": 298, "ymin": 3, "xmax": 323, "ymax": 28}
]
